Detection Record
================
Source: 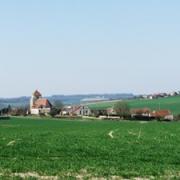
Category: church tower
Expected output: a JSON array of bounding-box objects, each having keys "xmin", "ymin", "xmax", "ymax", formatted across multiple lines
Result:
[
  {"xmin": 30, "ymin": 90, "xmax": 51, "ymax": 115},
  {"xmin": 30, "ymin": 90, "xmax": 42, "ymax": 110}
]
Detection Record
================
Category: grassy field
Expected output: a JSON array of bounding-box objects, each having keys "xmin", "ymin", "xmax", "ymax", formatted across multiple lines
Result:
[
  {"xmin": 88, "ymin": 95, "xmax": 180, "ymax": 115},
  {"xmin": 0, "ymin": 117, "xmax": 180, "ymax": 179}
]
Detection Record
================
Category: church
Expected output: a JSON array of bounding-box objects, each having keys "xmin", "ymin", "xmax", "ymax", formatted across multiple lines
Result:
[{"xmin": 30, "ymin": 90, "xmax": 52, "ymax": 115}]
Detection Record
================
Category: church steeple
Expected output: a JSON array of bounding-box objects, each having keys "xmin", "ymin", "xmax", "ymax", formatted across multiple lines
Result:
[
  {"xmin": 33, "ymin": 90, "xmax": 42, "ymax": 98},
  {"xmin": 30, "ymin": 90, "xmax": 42, "ymax": 109}
]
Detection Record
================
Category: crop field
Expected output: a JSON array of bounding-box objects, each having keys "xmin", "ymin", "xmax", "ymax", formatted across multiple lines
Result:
[
  {"xmin": 88, "ymin": 95, "xmax": 180, "ymax": 115},
  {"xmin": 1, "ymin": 117, "xmax": 180, "ymax": 179}
]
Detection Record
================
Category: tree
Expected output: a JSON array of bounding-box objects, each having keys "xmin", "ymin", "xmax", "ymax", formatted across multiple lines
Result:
[
  {"xmin": 113, "ymin": 101, "xmax": 130, "ymax": 118},
  {"xmin": 10, "ymin": 107, "xmax": 28, "ymax": 116},
  {"xmin": 7, "ymin": 105, "xmax": 12, "ymax": 114},
  {"xmin": 53, "ymin": 100, "xmax": 64, "ymax": 110},
  {"xmin": 49, "ymin": 107, "xmax": 60, "ymax": 117}
]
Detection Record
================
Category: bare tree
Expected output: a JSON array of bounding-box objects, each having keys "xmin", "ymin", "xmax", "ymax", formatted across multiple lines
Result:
[{"xmin": 113, "ymin": 101, "xmax": 130, "ymax": 118}]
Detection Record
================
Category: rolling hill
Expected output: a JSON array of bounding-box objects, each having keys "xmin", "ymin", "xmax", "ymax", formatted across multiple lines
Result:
[{"xmin": 88, "ymin": 96, "xmax": 180, "ymax": 115}]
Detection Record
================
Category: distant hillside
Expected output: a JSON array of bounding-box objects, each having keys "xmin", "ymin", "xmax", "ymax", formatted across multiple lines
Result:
[
  {"xmin": 49, "ymin": 93, "xmax": 134, "ymax": 104},
  {"xmin": 0, "ymin": 97, "xmax": 30, "ymax": 109},
  {"xmin": 0, "ymin": 93, "xmax": 134, "ymax": 109},
  {"xmin": 88, "ymin": 95, "xmax": 180, "ymax": 115}
]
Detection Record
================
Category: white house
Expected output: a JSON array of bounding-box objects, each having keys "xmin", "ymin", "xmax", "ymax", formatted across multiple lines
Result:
[
  {"xmin": 73, "ymin": 105, "xmax": 91, "ymax": 116},
  {"xmin": 61, "ymin": 105, "xmax": 91, "ymax": 116}
]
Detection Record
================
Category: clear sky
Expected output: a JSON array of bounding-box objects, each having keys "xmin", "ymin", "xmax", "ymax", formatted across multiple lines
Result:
[{"xmin": 0, "ymin": 0, "xmax": 180, "ymax": 97}]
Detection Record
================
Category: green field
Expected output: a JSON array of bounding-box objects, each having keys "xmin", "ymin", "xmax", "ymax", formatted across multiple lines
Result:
[
  {"xmin": 1, "ymin": 117, "xmax": 180, "ymax": 179},
  {"xmin": 88, "ymin": 95, "xmax": 180, "ymax": 115}
]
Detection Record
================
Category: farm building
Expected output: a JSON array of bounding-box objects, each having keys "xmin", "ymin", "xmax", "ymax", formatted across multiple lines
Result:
[
  {"xmin": 151, "ymin": 110, "xmax": 174, "ymax": 120},
  {"xmin": 130, "ymin": 108, "xmax": 174, "ymax": 121},
  {"xmin": 107, "ymin": 107, "xmax": 116, "ymax": 116},
  {"xmin": 131, "ymin": 108, "xmax": 151, "ymax": 117},
  {"xmin": 30, "ymin": 90, "xmax": 52, "ymax": 115},
  {"xmin": 72, "ymin": 105, "xmax": 91, "ymax": 116},
  {"xmin": 62, "ymin": 105, "xmax": 91, "ymax": 116}
]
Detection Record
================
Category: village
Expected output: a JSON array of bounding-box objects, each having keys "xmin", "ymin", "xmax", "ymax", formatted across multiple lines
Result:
[
  {"xmin": 139, "ymin": 91, "xmax": 180, "ymax": 100},
  {"xmin": 29, "ymin": 90, "xmax": 178, "ymax": 120},
  {"xmin": 0, "ymin": 90, "xmax": 176, "ymax": 121}
]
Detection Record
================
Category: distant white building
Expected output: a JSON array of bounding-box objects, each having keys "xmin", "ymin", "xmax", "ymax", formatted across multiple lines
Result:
[{"xmin": 30, "ymin": 90, "xmax": 52, "ymax": 115}]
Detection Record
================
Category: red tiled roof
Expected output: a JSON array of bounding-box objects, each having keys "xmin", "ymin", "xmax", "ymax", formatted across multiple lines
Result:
[
  {"xmin": 33, "ymin": 98, "xmax": 52, "ymax": 108},
  {"xmin": 33, "ymin": 90, "xmax": 42, "ymax": 97},
  {"xmin": 151, "ymin": 110, "xmax": 171, "ymax": 118}
]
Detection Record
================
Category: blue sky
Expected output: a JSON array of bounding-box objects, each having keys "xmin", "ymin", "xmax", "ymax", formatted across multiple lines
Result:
[{"xmin": 0, "ymin": 0, "xmax": 180, "ymax": 97}]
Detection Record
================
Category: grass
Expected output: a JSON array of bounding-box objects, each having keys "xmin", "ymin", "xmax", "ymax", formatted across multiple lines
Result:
[
  {"xmin": 88, "ymin": 95, "xmax": 180, "ymax": 115},
  {"xmin": 0, "ymin": 117, "xmax": 180, "ymax": 179}
]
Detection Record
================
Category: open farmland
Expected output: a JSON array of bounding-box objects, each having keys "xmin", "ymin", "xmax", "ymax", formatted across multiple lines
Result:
[
  {"xmin": 0, "ymin": 117, "xmax": 180, "ymax": 179},
  {"xmin": 88, "ymin": 95, "xmax": 180, "ymax": 115}
]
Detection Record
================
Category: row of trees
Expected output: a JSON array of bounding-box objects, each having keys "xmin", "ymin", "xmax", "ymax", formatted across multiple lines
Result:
[
  {"xmin": 0, "ymin": 105, "xmax": 12, "ymax": 116},
  {"xmin": 0, "ymin": 105, "xmax": 29, "ymax": 116}
]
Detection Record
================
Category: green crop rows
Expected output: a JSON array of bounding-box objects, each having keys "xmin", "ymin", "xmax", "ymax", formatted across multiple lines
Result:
[{"xmin": 1, "ymin": 117, "xmax": 180, "ymax": 179}]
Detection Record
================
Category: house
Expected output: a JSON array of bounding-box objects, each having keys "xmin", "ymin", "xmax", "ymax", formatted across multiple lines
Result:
[
  {"xmin": 90, "ymin": 108, "xmax": 108, "ymax": 117},
  {"xmin": 131, "ymin": 108, "xmax": 151, "ymax": 116},
  {"xmin": 148, "ymin": 95, "xmax": 154, "ymax": 100},
  {"xmin": 61, "ymin": 105, "xmax": 91, "ymax": 116},
  {"xmin": 170, "ymin": 91, "xmax": 178, "ymax": 97},
  {"xmin": 131, "ymin": 108, "xmax": 152, "ymax": 120},
  {"xmin": 151, "ymin": 110, "xmax": 174, "ymax": 120},
  {"xmin": 72, "ymin": 105, "xmax": 91, "ymax": 116},
  {"xmin": 131, "ymin": 108, "xmax": 173, "ymax": 120},
  {"xmin": 61, "ymin": 106, "xmax": 73, "ymax": 116},
  {"xmin": 30, "ymin": 90, "xmax": 52, "ymax": 115},
  {"xmin": 107, "ymin": 107, "xmax": 116, "ymax": 116}
]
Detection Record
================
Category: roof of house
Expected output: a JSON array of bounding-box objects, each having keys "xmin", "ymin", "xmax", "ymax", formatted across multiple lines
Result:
[
  {"xmin": 71, "ymin": 106, "xmax": 82, "ymax": 114},
  {"xmin": 131, "ymin": 108, "xmax": 151, "ymax": 114},
  {"xmin": 65, "ymin": 105, "xmax": 89, "ymax": 114},
  {"xmin": 33, "ymin": 98, "xmax": 52, "ymax": 108},
  {"xmin": 33, "ymin": 90, "xmax": 42, "ymax": 97},
  {"xmin": 151, "ymin": 110, "xmax": 171, "ymax": 118}
]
